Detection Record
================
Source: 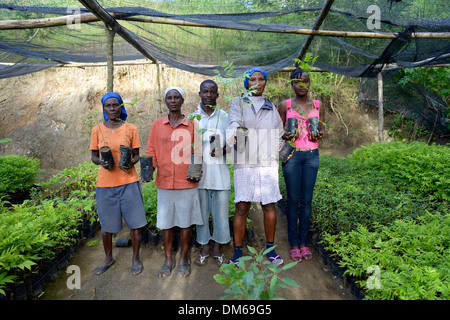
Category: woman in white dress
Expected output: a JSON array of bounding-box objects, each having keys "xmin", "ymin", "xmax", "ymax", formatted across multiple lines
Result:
[{"xmin": 227, "ymin": 68, "xmax": 284, "ymax": 265}]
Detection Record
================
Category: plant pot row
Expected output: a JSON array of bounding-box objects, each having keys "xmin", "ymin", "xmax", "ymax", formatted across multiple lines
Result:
[
  {"xmin": 309, "ymin": 229, "xmax": 365, "ymax": 300},
  {"xmin": 1, "ymin": 219, "xmax": 99, "ymax": 300},
  {"xmin": 1, "ymin": 242, "xmax": 79, "ymax": 300}
]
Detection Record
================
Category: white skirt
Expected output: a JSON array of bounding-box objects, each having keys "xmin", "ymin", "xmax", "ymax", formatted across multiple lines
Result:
[
  {"xmin": 233, "ymin": 166, "xmax": 282, "ymax": 205},
  {"xmin": 156, "ymin": 187, "xmax": 203, "ymax": 229}
]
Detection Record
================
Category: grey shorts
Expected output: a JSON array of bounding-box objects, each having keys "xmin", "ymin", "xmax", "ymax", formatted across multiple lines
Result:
[{"xmin": 96, "ymin": 181, "xmax": 147, "ymax": 233}]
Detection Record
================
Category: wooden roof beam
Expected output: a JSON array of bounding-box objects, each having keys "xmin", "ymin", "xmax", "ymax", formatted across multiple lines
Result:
[
  {"xmin": 297, "ymin": 0, "xmax": 335, "ymax": 62},
  {"xmin": 78, "ymin": 0, "xmax": 157, "ymax": 64}
]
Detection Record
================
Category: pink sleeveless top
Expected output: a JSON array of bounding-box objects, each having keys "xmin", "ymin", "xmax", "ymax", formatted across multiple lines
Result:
[{"xmin": 286, "ymin": 99, "xmax": 320, "ymax": 149}]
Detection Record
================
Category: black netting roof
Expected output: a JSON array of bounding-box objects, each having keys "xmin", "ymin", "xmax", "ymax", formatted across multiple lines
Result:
[{"xmin": 0, "ymin": 0, "xmax": 449, "ymax": 79}]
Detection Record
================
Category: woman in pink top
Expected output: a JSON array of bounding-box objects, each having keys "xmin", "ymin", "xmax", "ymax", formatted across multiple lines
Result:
[{"xmin": 278, "ymin": 67, "xmax": 325, "ymax": 262}]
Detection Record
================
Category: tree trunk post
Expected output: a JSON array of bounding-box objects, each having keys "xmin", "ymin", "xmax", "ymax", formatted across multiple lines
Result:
[
  {"xmin": 105, "ymin": 25, "xmax": 115, "ymax": 92},
  {"xmin": 377, "ymin": 71, "xmax": 384, "ymax": 142}
]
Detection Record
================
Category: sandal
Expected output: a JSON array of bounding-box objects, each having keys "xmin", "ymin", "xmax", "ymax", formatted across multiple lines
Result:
[
  {"xmin": 269, "ymin": 255, "xmax": 284, "ymax": 265},
  {"xmin": 178, "ymin": 262, "xmax": 191, "ymax": 277},
  {"xmin": 94, "ymin": 259, "xmax": 115, "ymax": 275},
  {"xmin": 289, "ymin": 249, "xmax": 302, "ymax": 262},
  {"xmin": 299, "ymin": 246, "xmax": 312, "ymax": 261},
  {"xmin": 193, "ymin": 253, "xmax": 209, "ymax": 266},
  {"xmin": 228, "ymin": 259, "xmax": 239, "ymax": 266},
  {"xmin": 158, "ymin": 262, "xmax": 175, "ymax": 278},
  {"xmin": 213, "ymin": 254, "xmax": 228, "ymax": 267},
  {"xmin": 131, "ymin": 264, "xmax": 143, "ymax": 276}
]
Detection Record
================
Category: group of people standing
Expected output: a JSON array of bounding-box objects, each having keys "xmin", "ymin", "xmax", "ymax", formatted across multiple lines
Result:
[{"xmin": 89, "ymin": 67, "xmax": 324, "ymax": 278}]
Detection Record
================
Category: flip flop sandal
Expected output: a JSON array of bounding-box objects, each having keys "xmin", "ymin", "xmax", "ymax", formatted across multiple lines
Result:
[
  {"xmin": 158, "ymin": 262, "xmax": 175, "ymax": 278},
  {"xmin": 213, "ymin": 254, "xmax": 228, "ymax": 267},
  {"xmin": 131, "ymin": 264, "xmax": 143, "ymax": 276},
  {"xmin": 269, "ymin": 255, "xmax": 284, "ymax": 265},
  {"xmin": 228, "ymin": 259, "xmax": 239, "ymax": 266},
  {"xmin": 299, "ymin": 247, "xmax": 313, "ymax": 261},
  {"xmin": 193, "ymin": 253, "xmax": 209, "ymax": 266},
  {"xmin": 178, "ymin": 262, "xmax": 191, "ymax": 277},
  {"xmin": 94, "ymin": 259, "xmax": 115, "ymax": 275},
  {"xmin": 289, "ymin": 249, "xmax": 302, "ymax": 262}
]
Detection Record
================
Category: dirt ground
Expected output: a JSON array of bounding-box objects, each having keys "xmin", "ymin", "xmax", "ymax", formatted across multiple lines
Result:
[{"xmin": 40, "ymin": 198, "xmax": 352, "ymax": 301}]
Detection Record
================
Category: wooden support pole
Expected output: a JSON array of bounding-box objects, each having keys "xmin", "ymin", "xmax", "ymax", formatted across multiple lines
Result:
[
  {"xmin": 156, "ymin": 63, "xmax": 163, "ymax": 117},
  {"xmin": 377, "ymin": 72, "xmax": 384, "ymax": 142},
  {"xmin": 124, "ymin": 16, "xmax": 450, "ymax": 39},
  {"xmin": 78, "ymin": 0, "xmax": 157, "ymax": 64},
  {"xmin": 0, "ymin": 12, "xmax": 105, "ymax": 30},
  {"xmin": 297, "ymin": 0, "xmax": 335, "ymax": 61},
  {"xmin": 105, "ymin": 25, "xmax": 115, "ymax": 92},
  {"xmin": 0, "ymin": 11, "xmax": 449, "ymax": 39}
]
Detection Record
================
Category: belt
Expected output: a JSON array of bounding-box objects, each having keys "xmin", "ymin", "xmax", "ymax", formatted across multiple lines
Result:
[{"xmin": 295, "ymin": 148, "xmax": 318, "ymax": 152}]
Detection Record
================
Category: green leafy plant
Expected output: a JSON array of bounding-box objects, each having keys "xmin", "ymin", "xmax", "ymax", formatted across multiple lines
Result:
[
  {"xmin": 280, "ymin": 141, "xmax": 450, "ymax": 300},
  {"xmin": 0, "ymin": 198, "xmax": 83, "ymax": 292},
  {"xmin": 214, "ymin": 246, "xmax": 300, "ymax": 300},
  {"xmin": 0, "ymin": 155, "xmax": 41, "ymax": 200},
  {"xmin": 0, "ymin": 138, "xmax": 12, "ymax": 145},
  {"xmin": 86, "ymin": 239, "xmax": 99, "ymax": 247},
  {"xmin": 322, "ymin": 212, "xmax": 450, "ymax": 300},
  {"xmin": 0, "ymin": 272, "xmax": 15, "ymax": 296},
  {"xmin": 348, "ymin": 141, "xmax": 450, "ymax": 201},
  {"xmin": 39, "ymin": 161, "xmax": 98, "ymax": 199},
  {"xmin": 141, "ymin": 178, "xmax": 159, "ymax": 231}
]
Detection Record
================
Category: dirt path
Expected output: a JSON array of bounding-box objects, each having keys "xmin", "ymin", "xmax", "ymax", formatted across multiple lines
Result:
[{"xmin": 40, "ymin": 201, "xmax": 351, "ymax": 300}]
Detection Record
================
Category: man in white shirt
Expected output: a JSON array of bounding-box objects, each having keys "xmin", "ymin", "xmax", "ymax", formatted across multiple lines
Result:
[{"xmin": 192, "ymin": 80, "xmax": 231, "ymax": 267}]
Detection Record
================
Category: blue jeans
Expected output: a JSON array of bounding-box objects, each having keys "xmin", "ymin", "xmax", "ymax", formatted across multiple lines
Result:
[
  {"xmin": 196, "ymin": 189, "xmax": 231, "ymax": 245},
  {"xmin": 282, "ymin": 149, "xmax": 320, "ymax": 247}
]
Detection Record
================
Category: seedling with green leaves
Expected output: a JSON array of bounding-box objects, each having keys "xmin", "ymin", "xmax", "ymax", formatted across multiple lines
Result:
[{"xmin": 214, "ymin": 246, "xmax": 300, "ymax": 300}]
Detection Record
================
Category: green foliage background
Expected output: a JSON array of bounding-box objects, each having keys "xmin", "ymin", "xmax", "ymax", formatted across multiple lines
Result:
[{"xmin": 297, "ymin": 141, "xmax": 450, "ymax": 300}]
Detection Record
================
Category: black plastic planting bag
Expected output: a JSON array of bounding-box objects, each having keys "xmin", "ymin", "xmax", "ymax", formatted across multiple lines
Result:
[
  {"xmin": 235, "ymin": 126, "xmax": 248, "ymax": 153},
  {"xmin": 210, "ymin": 133, "xmax": 223, "ymax": 157},
  {"xmin": 115, "ymin": 238, "xmax": 132, "ymax": 247},
  {"xmin": 308, "ymin": 117, "xmax": 319, "ymax": 138},
  {"xmin": 186, "ymin": 154, "xmax": 202, "ymax": 181},
  {"xmin": 140, "ymin": 156, "xmax": 153, "ymax": 181},
  {"xmin": 279, "ymin": 141, "xmax": 296, "ymax": 163},
  {"xmin": 119, "ymin": 145, "xmax": 132, "ymax": 171},
  {"xmin": 100, "ymin": 146, "xmax": 114, "ymax": 169},
  {"xmin": 287, "ymin": 118, "xmax": 298, "ymax": 135}
]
